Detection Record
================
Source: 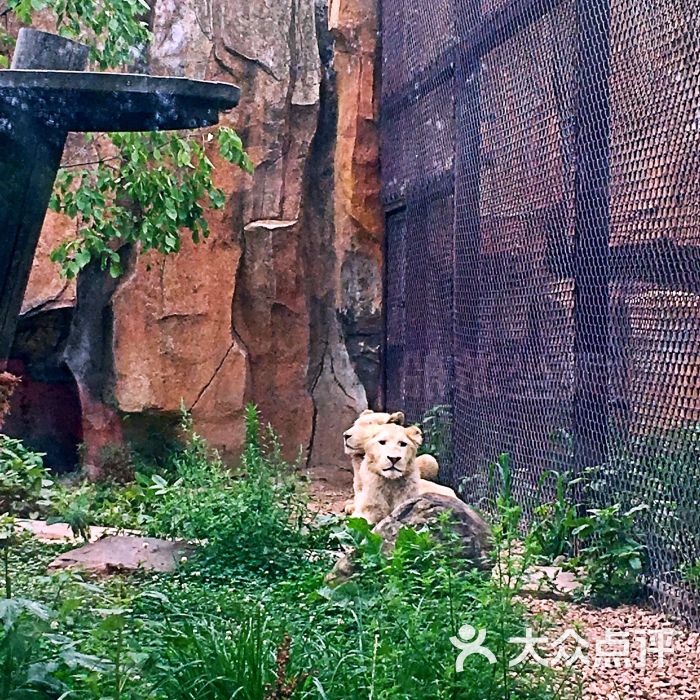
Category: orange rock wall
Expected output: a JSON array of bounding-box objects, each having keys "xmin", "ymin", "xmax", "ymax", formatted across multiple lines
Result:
[{"xmin": 19, "ymin": 0, "xmax": 383, "ymax": 471}]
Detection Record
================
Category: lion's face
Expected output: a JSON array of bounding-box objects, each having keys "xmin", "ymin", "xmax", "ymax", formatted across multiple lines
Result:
[
  {"xmin": 363, "ymin": 424, "xmax": 423, "ymax": 480},
  {"xmin": 343, "ymin": 409, "xmax": 405, "ymax": 455}
]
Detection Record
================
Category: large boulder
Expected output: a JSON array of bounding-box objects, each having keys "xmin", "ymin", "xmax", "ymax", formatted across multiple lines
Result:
[
  {"xmin": 331, "ymin": 494, "xmax": 492, "ymax": 582},
  {"xmin": 374, "ymin": 494, "xmax": 493, "ymax": 568}
]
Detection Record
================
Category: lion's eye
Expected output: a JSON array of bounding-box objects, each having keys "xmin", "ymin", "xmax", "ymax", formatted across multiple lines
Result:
[
  {"xmin": 378, "ymin": 440, "xmax": 386, "ymax": 446},
  {"xmin": 399, "ymin": 441, "xmax": 407, "ymax": 447}
]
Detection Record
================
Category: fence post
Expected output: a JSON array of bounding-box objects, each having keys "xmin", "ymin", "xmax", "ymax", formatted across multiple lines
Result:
[{"xmin": 573, "ymin": 0, "xmax": 611, "ymax": 483}]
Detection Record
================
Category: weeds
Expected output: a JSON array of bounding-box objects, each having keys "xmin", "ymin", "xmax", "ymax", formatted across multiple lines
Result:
[
  {"xmin": 0, "ymin": 410, "xmax": 585, "ymax": 699},
  {"xmin": 527, "ymin": 466, "xmax": 647, "ymax": 606},
  {"xmin": 570, "ymin": 503, "xmax": 647, "ymax": 606},
  {"xmin": 0, "ymin": 435, "xmax": 54, "ymax": 517},
  {"xmin": 154, "ymin": 612, "xmax": 279, "ymax": 700},
  {"xmin": 528, "ymin": 470, "xmax": 580, "ymax": 562},
  {"xmin": 144, "ymin": 405, "xmax": 317, "ymax": 577}
]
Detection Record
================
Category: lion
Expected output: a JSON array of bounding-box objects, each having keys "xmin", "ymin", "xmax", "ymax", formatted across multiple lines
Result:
[
  {"xmin": 352, "ymin": 423, "xmax": 423, "ymax": 525},
  {"xmin": 343, "ymin": 410, "xmax": 439, "ymax": 482},
  {"xmin": 343, "ymin": 409, "xmax": 454, "ymax": 514}
]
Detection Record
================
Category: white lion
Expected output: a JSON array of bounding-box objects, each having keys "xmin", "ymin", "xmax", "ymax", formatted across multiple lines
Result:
[
  {"xmin": 343, "ymin": 410, "xmax": 457, "ymax": 516},
  {"xmin": 352, "ymin": 423, "xmax": 423, "ymax": 525}
]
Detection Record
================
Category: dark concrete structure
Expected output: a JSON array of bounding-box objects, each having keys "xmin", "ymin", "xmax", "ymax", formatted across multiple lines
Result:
[{"xmin": 0, "ymin": 28, "xmax": 240, "ymax": 362}]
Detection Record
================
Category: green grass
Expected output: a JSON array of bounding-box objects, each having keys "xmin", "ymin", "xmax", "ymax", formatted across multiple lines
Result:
[{"xmin": 0, "ymin": 407, "xmax": 582, "ymax": 700}]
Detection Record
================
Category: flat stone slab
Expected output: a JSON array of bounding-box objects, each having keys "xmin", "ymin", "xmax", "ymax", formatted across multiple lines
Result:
[
  {"xmin": 17, "ymin": 519, "xmax": 139, "ymax": 544},
  {"xmin": 48, "ymin": 535, "xmax": 194, "ymax": 575},
  {"xmin": 519, "ymin": 565, "xmax": 582, "ymax": 601}
]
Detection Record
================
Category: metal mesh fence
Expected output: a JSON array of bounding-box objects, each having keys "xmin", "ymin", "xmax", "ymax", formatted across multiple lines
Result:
[{"xmin": 381, "ymin": 0, "xmax": 700, "ymax": 624}]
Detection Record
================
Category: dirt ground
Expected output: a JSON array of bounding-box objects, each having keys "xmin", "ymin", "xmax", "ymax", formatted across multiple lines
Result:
[
  {"xmin": 306, "ymin": 465, "xmax": 700, "ymax": 699},
  {"xmin": 303, "ymin": 464, "xmax": 354, "ymax": 515}
]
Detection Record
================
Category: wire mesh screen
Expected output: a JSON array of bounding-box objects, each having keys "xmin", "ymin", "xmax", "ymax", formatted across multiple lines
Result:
[{"xmin": 381, "ymin": 0, "xmax": 700, "ymax": 624}]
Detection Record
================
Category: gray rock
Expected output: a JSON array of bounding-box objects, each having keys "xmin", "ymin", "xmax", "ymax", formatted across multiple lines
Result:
[
  {"xmin": 329, "ymin": 494, "xmax": 493, "ymax": 583},
  {"xmin": 48, "ymin": 536, "xmax": 195, "ymax": 575},
  {"xmin": 374, "ymin": 494, "xmax": 493, "ymax": 569}
]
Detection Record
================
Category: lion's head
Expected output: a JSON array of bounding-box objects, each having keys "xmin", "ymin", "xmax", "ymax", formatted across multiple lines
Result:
[
  {"xmin": 343, "ymin": 409, "xmax": 405, "ymax": 455},
  {"xmin": 362, "ymin": 423, "xmax": 423, "ymax": 480}
]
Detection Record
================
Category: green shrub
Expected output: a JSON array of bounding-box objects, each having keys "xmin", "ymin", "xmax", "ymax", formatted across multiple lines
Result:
[
  {"xmin": 0, "ymin": 435, "xmax": 54, "ymax": 518},
  {"xmin": 528, "ymin": 470, "xmax": 580, "ymax": 561},
  {"xmin": 571, "ymin": 503, "xmax": 647, "ymax": 606},
  {"xmin": 146, "ymin": 405, "xmax": 318, "ymax": 577},
  {"xmin": 526, "ymin": 465, "xmax": 647, "ymax": 606},
  {"xmin": 1, "ymin": 445, "xmax": 584, "ymax": 700}
]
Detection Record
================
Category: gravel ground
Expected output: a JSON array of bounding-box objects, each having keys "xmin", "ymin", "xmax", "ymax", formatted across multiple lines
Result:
[{"xmin": 526, "ymin": 598, "xmax": 700, "ymax": 699}]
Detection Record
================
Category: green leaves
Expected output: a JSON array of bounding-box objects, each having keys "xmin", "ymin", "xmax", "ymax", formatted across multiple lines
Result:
[
  {"xmin": 0, "ymin": 436, "xmax": 53, "ymax": 518},
  {"xmin": 50, "ymin": 129, "xmax": 253, "ymax": 278},
  {"xmin": 568, "ymin": 502, "xmax": 648, "ymax": 606},
  {"xmin": 0, "ymin": 598, "xmax": 52, "ymax": 631},
  {"xmin": 8, "ymin": 0, "xmax": 151, "ymax": 68},
  {"xmin": 217, "ymin": 127, "xmax": 254, "ymax": 174},
  {"xmin": 528, "ymin": 469, "xmax": 581, "ymax": 561}
]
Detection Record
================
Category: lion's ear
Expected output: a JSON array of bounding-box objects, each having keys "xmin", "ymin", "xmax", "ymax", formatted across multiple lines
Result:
[
  {"xmin": 405, "ymin": 425, "xmax": 423, "ymax": 447},
  {"xmin": 388, "ymin": 411, "xmax": 405, "ymax": 425},
  {"xmin": 360, "ymin": 409, "xmax": 374, "ymax": 416}
]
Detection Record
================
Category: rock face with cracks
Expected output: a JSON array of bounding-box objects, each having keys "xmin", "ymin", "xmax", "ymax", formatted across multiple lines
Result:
[{"xmin": 14, "ymin": 0, "xmax": 383, "ymax": 476}]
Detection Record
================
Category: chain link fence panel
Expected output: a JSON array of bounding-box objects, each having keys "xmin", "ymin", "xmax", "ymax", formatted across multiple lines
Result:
[{"xmin": 381, "ymin": 0, "xmax": 700, "ymax": 624}]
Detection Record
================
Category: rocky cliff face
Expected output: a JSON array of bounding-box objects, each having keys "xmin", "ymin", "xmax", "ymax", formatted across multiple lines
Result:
[{"xmin": 14, "ymin": 0, "xmax": 382, "ymax": 474}]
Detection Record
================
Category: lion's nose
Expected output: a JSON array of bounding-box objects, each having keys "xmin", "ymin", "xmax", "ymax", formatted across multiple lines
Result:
[
  {"xmin": 388, "ymin": 456, "xmax": 400, "ymax": 466},
  {"xmin": 343, "ymin": 433, "xmax": 351, "ymax": 441}
]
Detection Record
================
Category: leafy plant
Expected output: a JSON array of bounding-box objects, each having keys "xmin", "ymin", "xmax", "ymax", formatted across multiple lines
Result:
[
  {"xmin": 418, "ymin": 404, "xmax": 453, "ymax": 464},
  {"xmin": 570, "ymin": 503, "xmax": 647, "ymax": 606},
  {"xmin": 0, "ymin": 436, "xmax": 54, "ymax": 518},
  {"xmin": 0, "ymin": 596, "xmax": 66, "ymax": 700},
  {"xmin": 49, "ymin": 490, "xmax": 94, "ymax": 542},
  {"xmin": 49, "ymin": 129, "xmax": 253, "ymax": 279},
  {"xmin": 528, "ymin": 470, "xmax": 580, "ymax": 562},
  {"xmin": 523, "ymin": 460, "xmax": 649, "ymax": 606},
  {"xmin": 601, "ymin": 425, "xmax": 700, "ymax": 569}
]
